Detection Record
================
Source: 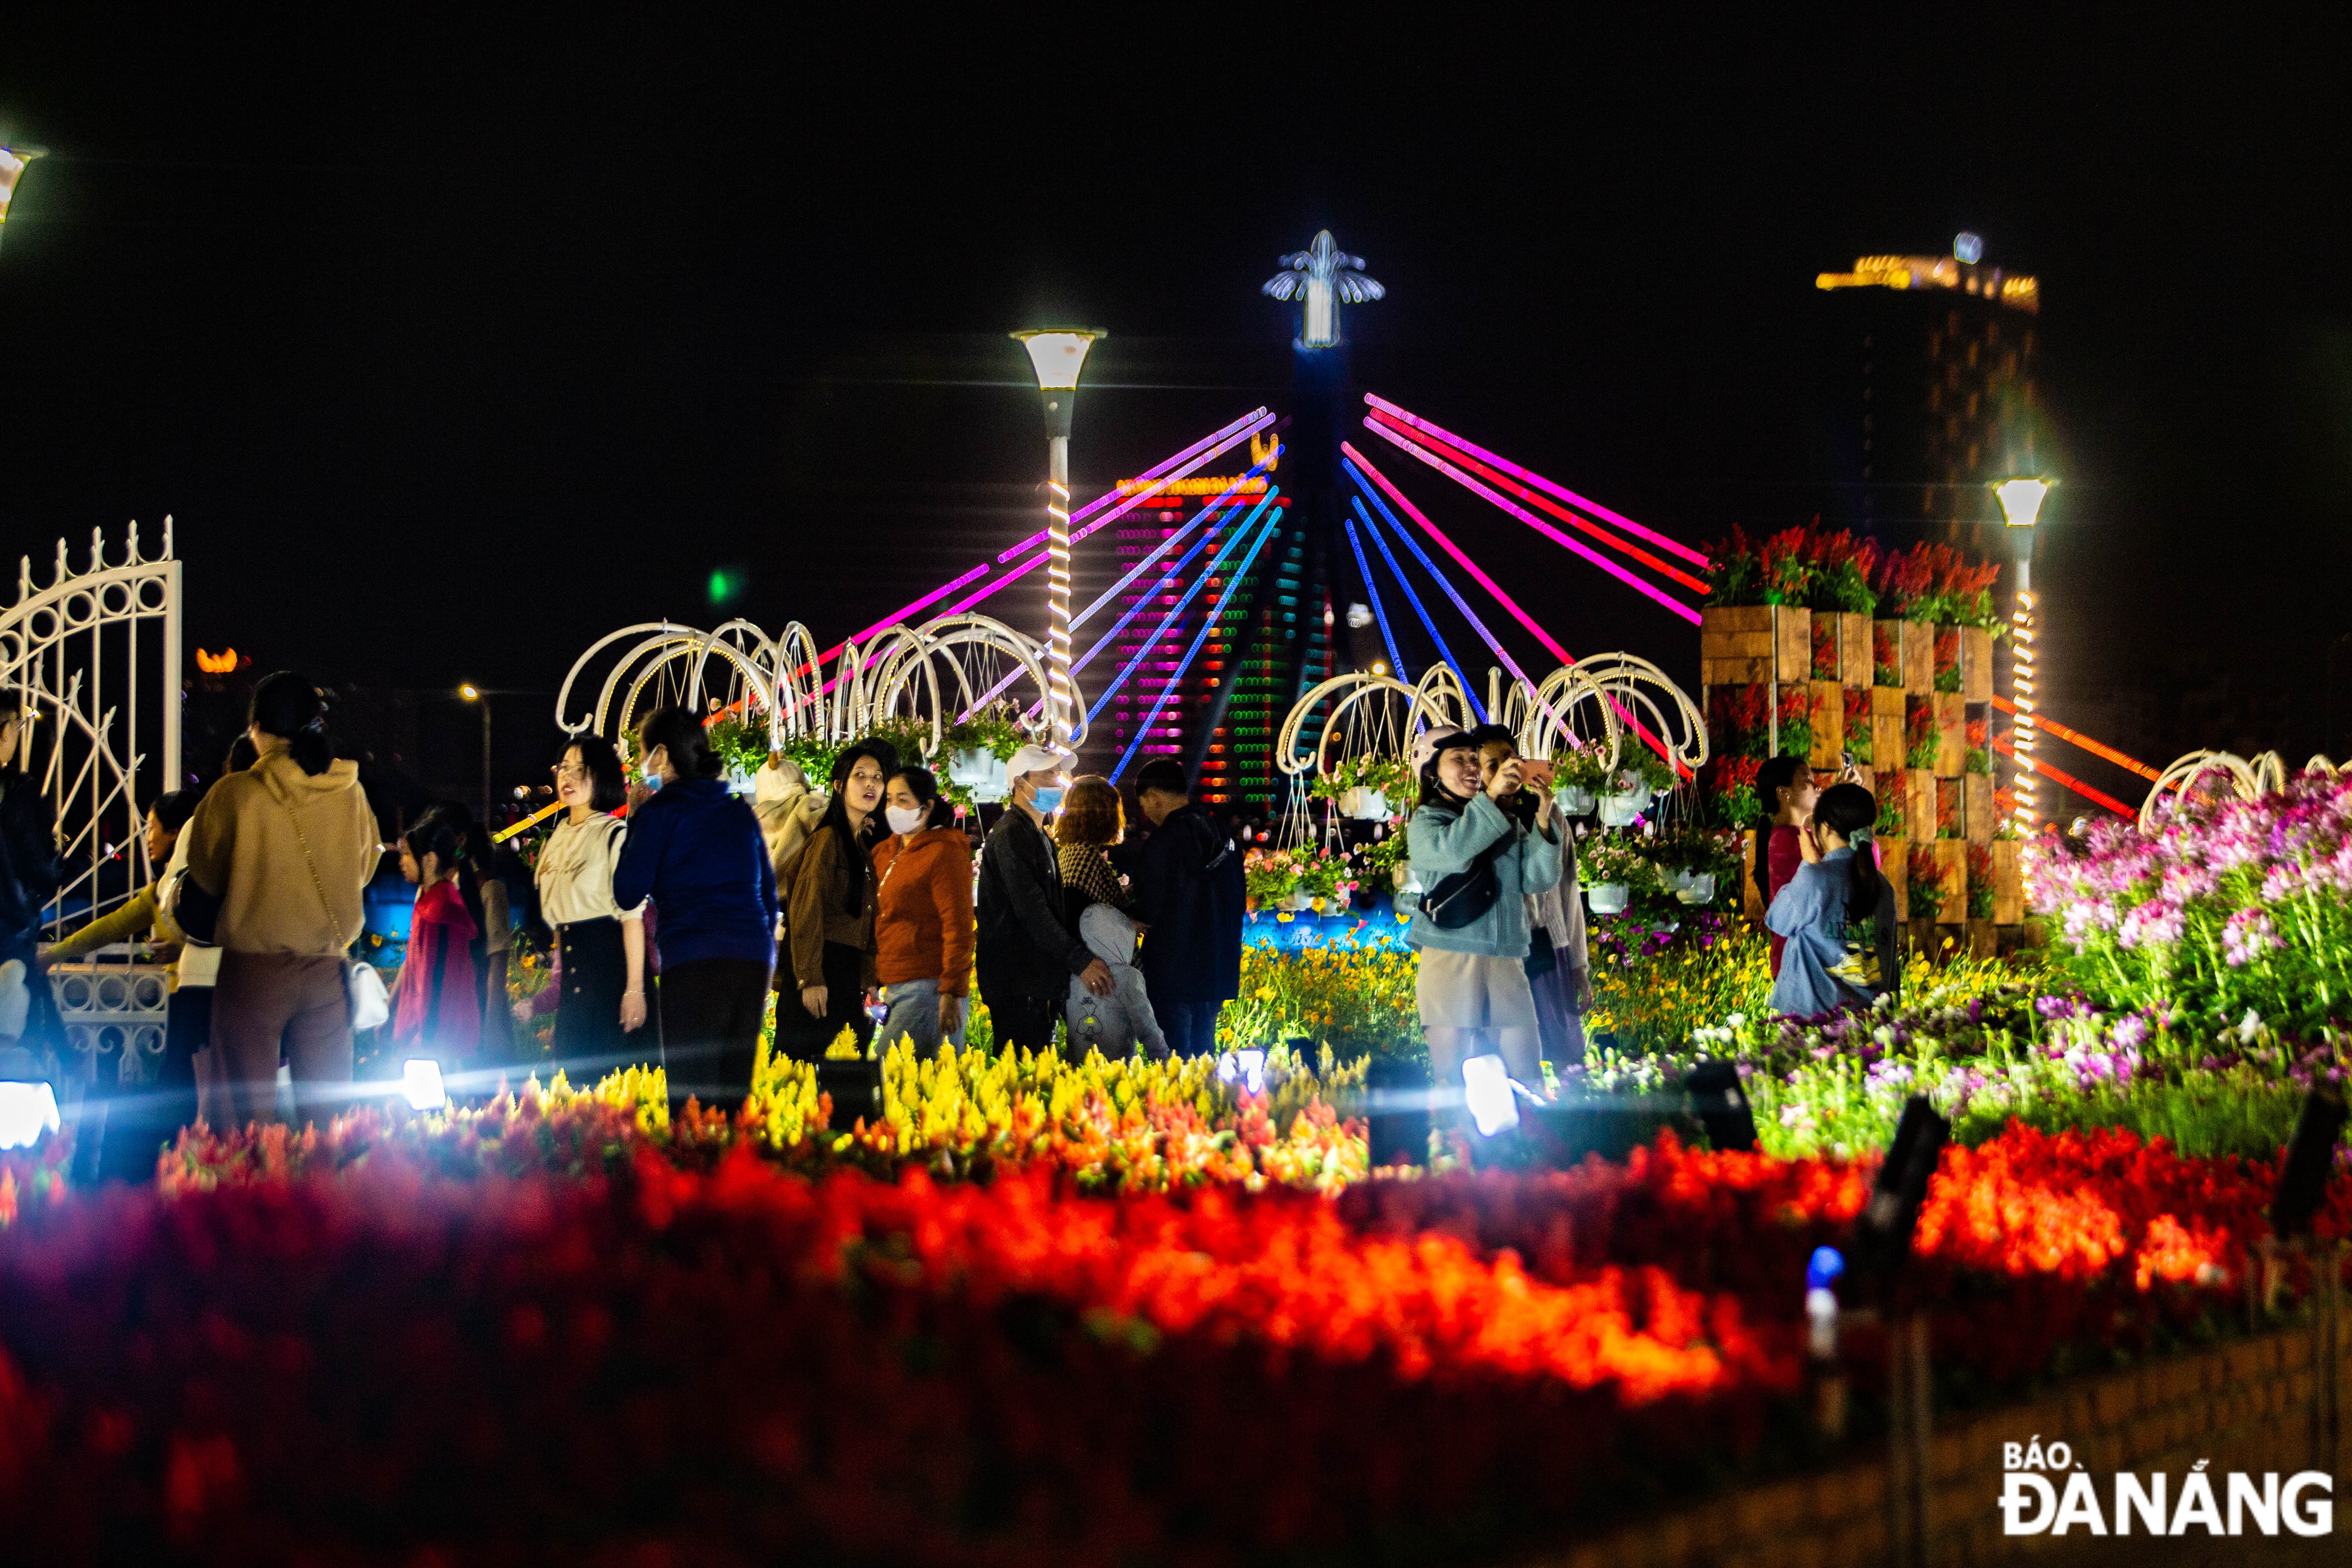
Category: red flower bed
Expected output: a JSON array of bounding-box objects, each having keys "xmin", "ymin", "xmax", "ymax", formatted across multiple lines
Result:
[
  {"xmin": 0, "ymin": 1124, "xmax": 2339, "ymax": 1563},
  {"xmin": 0, "ymin": 1146, "xmax": 1797, "ymax": 1566}
]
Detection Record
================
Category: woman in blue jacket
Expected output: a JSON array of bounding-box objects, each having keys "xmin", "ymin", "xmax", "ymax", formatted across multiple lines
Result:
[
  {"xmin": 1406, "ymin": 726, "xmax": 1565, "ymax": 1099},
  {"xmin": 613, "ymin": 707, "xmax": 777, "ymax": 1110}
]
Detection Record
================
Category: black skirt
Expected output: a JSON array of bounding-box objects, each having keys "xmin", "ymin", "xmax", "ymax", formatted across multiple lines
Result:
[{"xmin": 552, "ymin": 918, "xmax": 633, "ymax": 1075}]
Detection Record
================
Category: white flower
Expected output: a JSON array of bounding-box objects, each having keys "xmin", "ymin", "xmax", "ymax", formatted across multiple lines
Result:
[{"xmin": 2238, "ymin": 1008, "xmax": 2262, "ymax": 1043}]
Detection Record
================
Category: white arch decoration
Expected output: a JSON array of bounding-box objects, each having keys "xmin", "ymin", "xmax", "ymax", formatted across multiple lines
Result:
[
  {"xmin": 2136, "ymin": 749, "xmax": 2350, "ymax": 831},
  {"xmin": 557, "ymin": 611, "xmax": 1072, "ymax": 762}
]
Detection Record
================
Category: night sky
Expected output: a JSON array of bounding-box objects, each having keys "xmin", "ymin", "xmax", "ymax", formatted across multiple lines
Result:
[{"xmin": 3, "ymin": 17, "xmax": 2347, "ymax": 801}]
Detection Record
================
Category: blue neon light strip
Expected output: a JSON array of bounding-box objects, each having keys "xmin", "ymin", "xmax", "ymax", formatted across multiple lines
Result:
[
  {"xmin": 1071, "ymin": 442, "xmax": 1282, "ymax": 632},
  {"xmin": 1084, "ymin": 490, "xmax": 1280, "ymax": 722},
  {"xmin": 1351, "ymin": 460, "xmax": 1550, "ymax": 709},
  {"xmin": 1344, "ymin": 515, "xmax": 1407, "ymax": 681},
  {"xmin": 1071, "ymin": 493, "xmax": 1254, "ymax": 678},
  {"xmin": 1349, "ymin": 494, "xmax": 1483, "ymax": 722},
  {"xmin": 1110, "ymin": 511, "xmax": 1283, "ymax": 782}
]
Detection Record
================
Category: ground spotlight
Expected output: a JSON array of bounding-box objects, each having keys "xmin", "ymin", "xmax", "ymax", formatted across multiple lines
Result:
[
  {"xmin": 1684, "ymin": 1058, "xmax": 1757, "ymax": 1152},
  {"xmin": 818, "ymin": 1058, "xmax": 883, "ymax": 1127},
  {"xmin": 2271, "ymin": 1080, "xmax": 2348, "ymax": 1239},
  {"xmin": 0, "ymin": 1046, "xmax": 60, "ymax": 1150},
  {"xmin": 1461, "ymin": 1054, "xmax": 1519, "ymax": 1137},
  {"xmin": 401, "ymin": 1058, "xmax": 447, "ymax": 1111},
  {"xmin": 1364, "ymin": 1055, "xmax": 1430, "ymax": 1167},
  {"xmin": 1851, "ymin": 1096, "xmax": 1948, "ymax": 1293},
  {"xmin": 1217, "ymin": 1048, "xmax": 1267, "ymax": 1095}
]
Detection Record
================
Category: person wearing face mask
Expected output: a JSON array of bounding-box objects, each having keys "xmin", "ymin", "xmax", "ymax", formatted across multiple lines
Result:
[
  {"xmin": 524, "ymin": 734, "xmax": 647, "ymax": 1076},
  {"xmin": 611, "ymin": 706, "xmax": 778, "ymax": 1109},
  {"xmin": 868, "ymin": 764, "xmax": 974, "ymax": 1053},
  {"xmin": 974, "ymin": 744, "xmax": 1112, "ymax": 1057},
  {"xmin": 1406, "ymin": 726, "xmax": 1564, "ymax": 1106},
  {"xmin": 775, "ymin": 738, "xmax": 893, "ymax": 1062}
]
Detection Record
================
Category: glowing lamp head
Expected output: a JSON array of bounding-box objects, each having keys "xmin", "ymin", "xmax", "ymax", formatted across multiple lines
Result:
[
  {"xmin": 1217, "ymin": 1048, "xmax": 1268, "ymax": 1095},
  {"xmin": 459, "ymin": 683, "xmax": 481, "ymax": 701},
  {"xmin": 1994, "ymin": 478, "xmax": 2050, "ymax": 529},
  {"xmin": 1011, "ymin": 329, "xmax": 1103, "ymax": 391},
  {"xmin": 0, "ymin": 1078, "xmax": 60, "ymax": 1151},
  {"xmin": 1953, "ymin": 231, "xmax": 1985, "ymax": 265},
  {"xmin": 401, "ymin": 1057, "xmax": 447, "ymax": 1111},
  {"xmin": 1461, "ymin": 1053, "xmax": 1521, "ymax": 1137},
  {"xmin": 0, "ymin": 145, "xmax": 44, "ymax": 231}
]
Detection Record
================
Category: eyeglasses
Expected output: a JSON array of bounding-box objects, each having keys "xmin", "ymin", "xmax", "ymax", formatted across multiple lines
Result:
[{"xmin": 551, "ymin": 763, "xmax": 587, "ymax": 781}]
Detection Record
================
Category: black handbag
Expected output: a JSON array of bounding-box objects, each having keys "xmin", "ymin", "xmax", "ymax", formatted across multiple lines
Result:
[
  {"xmin": 1524, "ymin": 927, "xmax": 1559, "ymax": 977},
  {"xmin": 1423, "ymin": 833, "xmax": 1511, "ymax": 931}
]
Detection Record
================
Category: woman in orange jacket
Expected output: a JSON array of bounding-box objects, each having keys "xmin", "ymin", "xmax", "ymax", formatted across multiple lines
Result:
[{"xmin": 870, "ymin": 764, "xmax": 974, "ymax": 1052}]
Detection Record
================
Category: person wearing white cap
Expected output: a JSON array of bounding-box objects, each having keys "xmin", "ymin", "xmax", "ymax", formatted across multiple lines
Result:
[{"xmin": 975, "ymin": 743, "xmax": 1112, "ymax": 1055}]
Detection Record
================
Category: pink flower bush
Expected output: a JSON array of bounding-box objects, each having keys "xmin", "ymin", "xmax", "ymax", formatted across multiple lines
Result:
[{"xmin": 2028, "ymin": 770, "xmax": 2352, "ymax": 1028}]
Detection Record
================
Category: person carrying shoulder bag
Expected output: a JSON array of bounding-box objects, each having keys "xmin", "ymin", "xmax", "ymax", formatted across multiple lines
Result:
[
  {"xmin": 1404, "ymin": 726, "xmax": 1564, "ymax": 1102},
  {"xmin": 173, "ymin": 672, "xmax": 382, "ymax": 1128}
]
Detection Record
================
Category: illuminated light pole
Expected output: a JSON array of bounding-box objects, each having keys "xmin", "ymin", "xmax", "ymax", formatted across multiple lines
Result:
[
  {"xmin": 1011, "ymin": 328, "xmax": 1104, "ymax": 751},
  {"xmin": 0, "ymin": 143, "xmax": 46, "ymax": 253},
  {"xmin": 1994, "ymin": 478, "xmax": 2052, "ymax": 831}
]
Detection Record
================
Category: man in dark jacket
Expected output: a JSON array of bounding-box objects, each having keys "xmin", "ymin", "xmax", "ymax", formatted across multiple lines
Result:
[
  {"xmin": 1117, "ymin": 758, "xmax": 1243, "ymax": 1060},
  {"xmin": 976, "ymin": 744, "xmax": 1110, "ymax": 1055}
]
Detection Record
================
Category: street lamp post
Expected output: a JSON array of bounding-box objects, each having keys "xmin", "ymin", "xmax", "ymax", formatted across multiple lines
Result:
[
  {"xmin": 1011, "ymin": 328, "xmax": 1104, "ymax": 752},
  {"xmin": 1993, "ymin": 478, "xmax": 2052, "ymax": 833},
  {"xmin": 459, "ymin": 685, "xmax": 492, "ymax": 830}
]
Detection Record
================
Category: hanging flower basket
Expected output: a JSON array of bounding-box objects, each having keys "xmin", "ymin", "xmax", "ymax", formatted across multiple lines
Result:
[
  {"xmin": 1672, "ymin": 870, "xmax": 1718, "ymax": 905},
  {"xmin": 1337, "ymin": 786, "xmax": 1392, "ymax": 822},
  {"xmin": 1596, "ymin": 793, "xmax": 1643, "ymax": 828},
  {"xmin": 1553, "ymin": 784, "xmax": 1597, "ymax": 817},
  {"xmin": 948, "ymin": 747, "xmax": 1009, "ymax": 804},
  {"xmin": 1586, "ymin": 882, "xmax": 1630, "ymax": 915},
  {"xmin": 1278, "ymin": 888, "xmax": 1315, "ymax": 913}
]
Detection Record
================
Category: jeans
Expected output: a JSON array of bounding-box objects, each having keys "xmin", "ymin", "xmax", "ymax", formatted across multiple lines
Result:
[
  {"xmin": 1158, "ymin": 999, "xmax": 1222, "ymax": 1061},
  {"xmin": 876, "ymin": 978, "xmax": 967, "ymax": 1054}
]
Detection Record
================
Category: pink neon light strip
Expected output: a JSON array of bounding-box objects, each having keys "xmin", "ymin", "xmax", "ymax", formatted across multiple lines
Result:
[
  {"xmin": 1365, "ymin": 408, "xmax": 1709, "ymax": 595},
  {"xmin": 1341, "ymin": 444, "xmax": 1574, "ymax": 666},
  {"xmin": 1346, "ymin": 443, "xmax": 1687, "ymax": 776},
  {"xmin": 808, "ymin": 552, "xmax": 1049, "ymax": 700},
  {"xmin": 842, "ymin": 562, "xmax": 990, "ymax": 647},
  {"xmin": 1363, "ymin": 393, "xmax": 1709, "ymax": 569},
  {"xmin": 1359, "ymin": 423, "xmax": 1702, "ymax": 626},
  {"xmin": 998, "ymin": 407, "xmax": 1273, "ymax": 561}
]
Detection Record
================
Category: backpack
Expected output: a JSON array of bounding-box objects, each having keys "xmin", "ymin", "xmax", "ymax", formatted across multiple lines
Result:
[{"xmin": 756, "ymin": 787, "xmax": 830, "ymax": 890}]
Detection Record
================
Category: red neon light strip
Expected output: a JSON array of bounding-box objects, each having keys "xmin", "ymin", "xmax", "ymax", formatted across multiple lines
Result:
[
  {"xmin": 1990, "ymin": 696, "xmax": 2160, "ymax": 781},
  {"xmin": 999, "ymin": 408, "xmax": 1273, "ymax": 561},
  {"xmin": 1343, "ymin": 444, "xmax": 1574, "ymax": 667},
  {"xmin": 1365, "ymin": 393, "xmax": 1709, "ymax": 569},
  {"xmin": 841, "ymin": 562, "xmax": 991, "ymax": 648},
  {"xmin": 1347, "ymin": 444, "xmax": 1688, "ymax": 778},
  {"xmin": 1364, "ymin": 408, "xmax": 1710, "ymax": 595},
  {"xmin": 1992, "ymin": 737, "xmax": 2136, "ymax": 818},
  {"xmin": 1358, "ymin": 422, "xmax": 1702, "ymax": 626}
]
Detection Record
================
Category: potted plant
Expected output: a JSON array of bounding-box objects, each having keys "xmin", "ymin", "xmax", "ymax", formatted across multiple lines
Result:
[
  {"xmin": 1597, "ymin": 750, "xmax": 1677, "ymax": 825},
  {"xmin": 1549, "ymin": 737, "xmax": 1613, "ymax": 817},
  {"xmin": 1311, "ymin": 754, "xmax": 1415, "ymax": 822},
  {"xmin": 1294, "ymin": 847, "xmax": 1361, "ymax": 913},
  {"xmin": 1242, "ymin": 846, "xmax": 1303, "ymax": 912},
  {"xmin": 1579, "ymin": 832, "xmax": 1651, "ymax": 915}
]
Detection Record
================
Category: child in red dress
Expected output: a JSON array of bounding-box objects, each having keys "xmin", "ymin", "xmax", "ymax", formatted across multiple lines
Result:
[{"xmin": 392, "ymin": 816, "xmax": 480, "ymax": 1063}]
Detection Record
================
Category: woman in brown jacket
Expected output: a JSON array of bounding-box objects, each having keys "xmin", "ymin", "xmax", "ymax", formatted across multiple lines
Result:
[
  {"xmin": 870, "ymin": 764, "xmax": 974, "ymax": 1052},
  {"xmin": 775, "ymin": 739, "xmax": 888, "ymax": 1061}
]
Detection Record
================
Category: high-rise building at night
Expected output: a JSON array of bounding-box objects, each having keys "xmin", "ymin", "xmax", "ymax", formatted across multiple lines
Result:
[{"xmin": 1814, "ymin": 239, "xmax": 2046, "ymax": 553}]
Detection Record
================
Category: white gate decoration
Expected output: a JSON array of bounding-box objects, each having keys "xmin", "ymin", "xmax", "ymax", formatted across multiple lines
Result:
[
  {"xmin": 557, "ymin": 612, "xmax": 1068, "ymax": 762},
  {"xmin": 0, "ymin": 523, "xmax": 183, "ymax": 1085}
]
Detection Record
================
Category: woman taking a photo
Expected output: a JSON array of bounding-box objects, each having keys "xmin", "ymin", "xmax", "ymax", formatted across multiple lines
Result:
[
  {"xmin": 174, "ymin": 672, "xmax": 382, "ymax": 1127},
  {"xmin": 612, "ymin": 707, "xmax": 776, "ymax": 1109},
  {"xmin": 869, "ymin": 763, "xmax": 972, "ymax": 1053},
  {"xmin": 524, "ymin": 734, "xmax": 647, "ymax": 1074},
  {"xmin": 1404, "ymin": 726, "xmax": 1564, "ymax": 1105},
  {"xmin": 778, "ymin": 739, "xmax": 891, "ymax": 1061}
]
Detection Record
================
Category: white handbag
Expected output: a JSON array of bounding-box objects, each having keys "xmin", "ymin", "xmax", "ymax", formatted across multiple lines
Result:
[{"xmin": 285, "ymin": 799, "xmax": 391, "ymax": 1030}]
